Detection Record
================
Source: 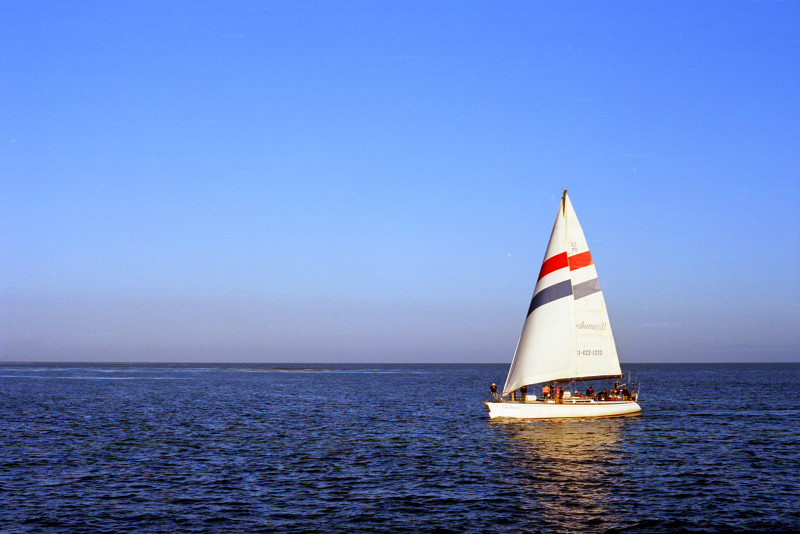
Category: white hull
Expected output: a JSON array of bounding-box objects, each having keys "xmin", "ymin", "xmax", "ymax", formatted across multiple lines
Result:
[{"xmin": 484, "ymin": 400, "xmax": 641, "ymax": 419}]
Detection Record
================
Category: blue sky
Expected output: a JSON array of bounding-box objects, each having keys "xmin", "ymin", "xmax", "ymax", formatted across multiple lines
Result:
[{"xmin": 2, "ymin": 0, "xmax": 798, "ymax": 363}]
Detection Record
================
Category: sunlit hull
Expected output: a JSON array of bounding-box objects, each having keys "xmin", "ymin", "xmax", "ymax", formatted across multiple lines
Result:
[{"xmin": 483, "ymin": 400, "xmax": 641, "ymax": 419}]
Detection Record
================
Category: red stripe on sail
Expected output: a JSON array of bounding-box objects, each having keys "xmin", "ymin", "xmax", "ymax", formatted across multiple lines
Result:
[
  {"xmin": 568, "ymin": 251, "xmax": 593, "ymax": 271},
  {"xmin": 538, "ymin": 252, "xmax": 568, "ymax": 280}
]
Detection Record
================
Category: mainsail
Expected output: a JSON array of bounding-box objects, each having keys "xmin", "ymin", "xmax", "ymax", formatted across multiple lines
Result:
[{"xmin": 502, "ymin": 191, "xmax": 622, "ymax": 396}]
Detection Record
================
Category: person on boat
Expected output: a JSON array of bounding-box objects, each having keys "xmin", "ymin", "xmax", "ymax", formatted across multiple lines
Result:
[
  {"xmin": 490, "ymin": 383, "xmax": 498, "ymax": 402},
  {"xmin": 621, "ymin": 385, "xmax": 631, "ymax": 401},
  {"xmin": 611, "ymin": 381, "xmax": 620, "ymax": 399},
  {"xmin": 586, "ymin": 385, "xmax": 595, "ymax": 400},
  {"xmin": 598, "ymin": 389, "xmax": 607, "ymax": 401},
  {"xmin": 556, "ymin": 385, "xmax": 563, "ymax": 403},
  {"xmin": 541, "ymin": 384, "xmax": 550, "ymax": 400},
  {"xmin": 520, "ymin": 385, "xmax": 527, "ymax": 402}
]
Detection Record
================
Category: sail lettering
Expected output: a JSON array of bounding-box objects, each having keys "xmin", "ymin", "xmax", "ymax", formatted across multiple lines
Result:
[{"xmin": 576, "ymin": 321, "xmax": 607, "ymax": 331}]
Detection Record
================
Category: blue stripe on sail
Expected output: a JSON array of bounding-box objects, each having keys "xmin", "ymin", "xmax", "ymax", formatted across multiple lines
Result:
[
  {"xmin": 527, "ymin": 279, "xmax": 573, "ymax": 316},
  {"xmin": 573, "ymin": 278, "xmax": 601, "ymax": 300}
]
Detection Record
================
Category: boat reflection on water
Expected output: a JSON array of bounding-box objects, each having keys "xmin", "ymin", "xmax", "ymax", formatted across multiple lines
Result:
[{"xmin": 493, "ymin": 417, "xmax": 632, "ymax": 531}]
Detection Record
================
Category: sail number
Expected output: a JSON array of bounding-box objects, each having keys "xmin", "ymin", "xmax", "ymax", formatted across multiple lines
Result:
[{"xmin": 577, "ymin": 349, "xmax": 603, "ymax": 356}]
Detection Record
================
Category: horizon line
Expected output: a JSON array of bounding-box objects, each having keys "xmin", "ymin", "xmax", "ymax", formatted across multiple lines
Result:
[{"xmin": 1, "ymin": 360, "xmax": 797, "ymax": 365}]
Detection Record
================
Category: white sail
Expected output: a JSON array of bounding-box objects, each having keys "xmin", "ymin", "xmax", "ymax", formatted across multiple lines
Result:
[
  {"xmin": 563, "ymin": 194, "xmax": 622, "ymax": 381},
  {"xmin": 502, "ymin": 192, "xmax": 622, "ymax": 396}
]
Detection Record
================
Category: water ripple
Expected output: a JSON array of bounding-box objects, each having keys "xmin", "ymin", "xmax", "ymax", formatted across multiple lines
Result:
[{"xmin": 1, "ymin": 363, "xmax": 798, "ymax": 533}]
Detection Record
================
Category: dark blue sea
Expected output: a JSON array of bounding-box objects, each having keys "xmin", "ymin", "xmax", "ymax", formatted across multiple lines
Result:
[{"xmin": 1, "ymin": 362, "xmax": 798, "ymax": 533}]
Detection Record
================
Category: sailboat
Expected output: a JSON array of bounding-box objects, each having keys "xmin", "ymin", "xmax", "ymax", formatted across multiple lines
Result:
[{"xmin": 484, "ymin": 191, "xmax": 641, "ymax": 419}]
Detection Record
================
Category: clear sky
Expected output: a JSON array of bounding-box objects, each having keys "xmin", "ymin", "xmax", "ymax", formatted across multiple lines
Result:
[{"xmin": 2, "ymin": 0, "xmax": 798, "ymax": 363}]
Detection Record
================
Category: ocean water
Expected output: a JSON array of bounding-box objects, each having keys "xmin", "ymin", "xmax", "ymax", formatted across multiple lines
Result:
[{"xmin": 1, "ymin": 362, "xmax": 798, "ymax": 533}]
